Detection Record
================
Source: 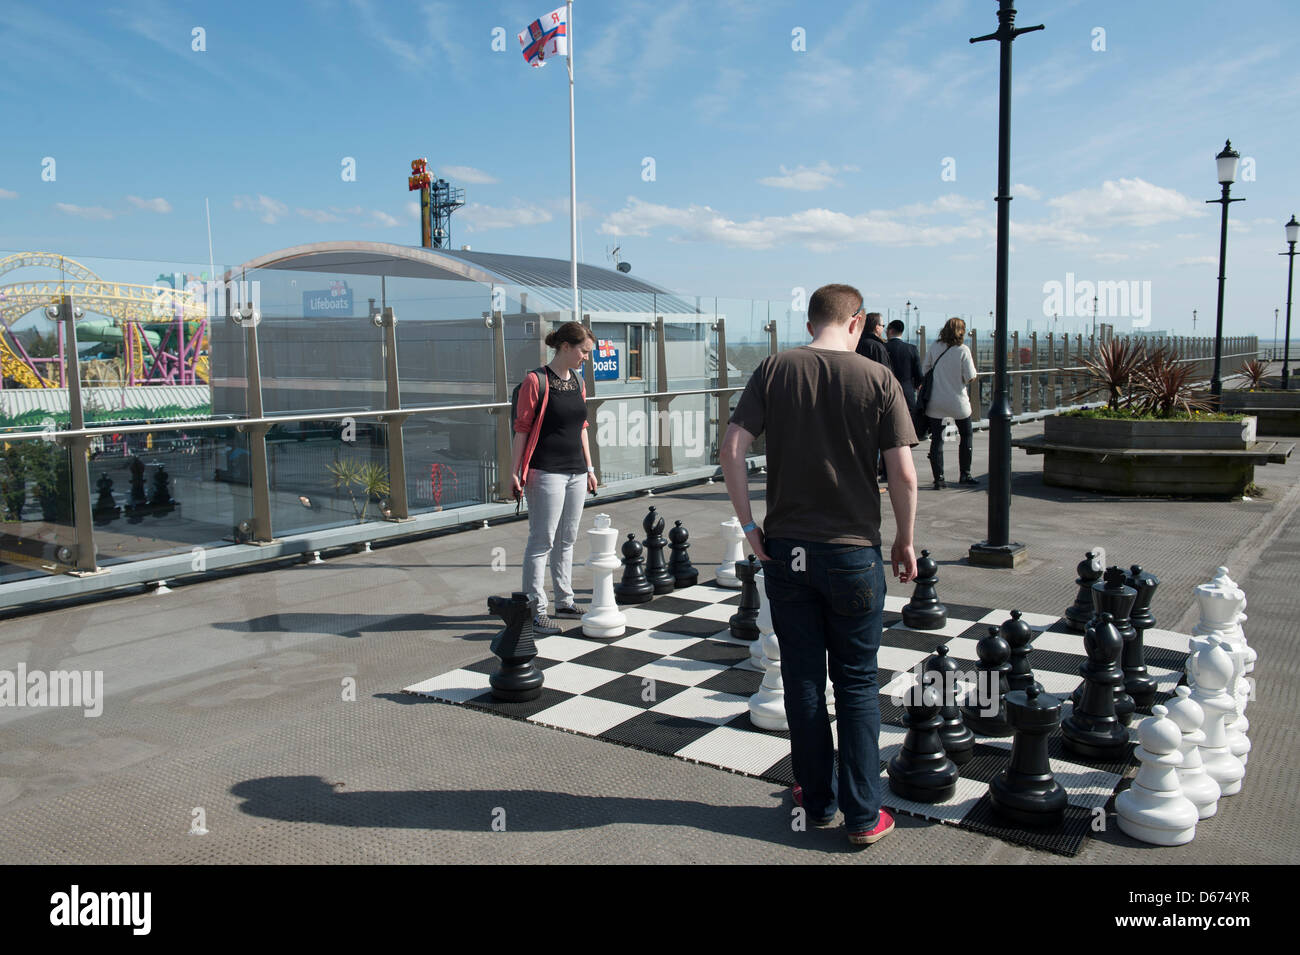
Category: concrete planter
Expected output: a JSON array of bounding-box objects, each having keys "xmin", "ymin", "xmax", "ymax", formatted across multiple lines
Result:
[
  {"xmin": 1221, "ymin": 390, "xmax": 1300, "ymax": 436},
  {"xmin": 1043, "ymin": 414, "xmax": 1255, "ymax": 450}
]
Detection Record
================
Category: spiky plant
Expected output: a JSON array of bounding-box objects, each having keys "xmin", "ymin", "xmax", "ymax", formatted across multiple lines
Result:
[
  {"xmin": 1132, "ymin": 347, "xmax": 1215, "ymax": 418},
  {"xmin": 327, "ymin": 458, "xmax": 391, "ymax": 523},
  {"xmin": 1240, "ymin": 358, "xmax": 1270, "ymax": 390},
  {"xmin": 1072, "ymin": 338, "xmax": 1150, "ymax": 411}
]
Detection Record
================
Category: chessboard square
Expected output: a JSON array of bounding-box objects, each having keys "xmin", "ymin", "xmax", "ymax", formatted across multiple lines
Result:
[
  {"xmin": 598, "ymin": 709, "xmax": 717, "ymax": 754},
  {"xmin": 977, "ymin": 609, "xmax": 1060, "ymax": 628},
  {"xmin": 533, "ymin": 635, "xmax": 605, "ymax": 662},
  {"xmin": 576, "ymin": 644, "xmax": 664, "ymax": 674},
  {"xmin": 883, "ymin": 594, "xmax": 908, "ymax": 612},
  {"xmin": 632, "ymin": 655, "xmax": 732, "ymax": 687},
  {"xmin": 465, "ymin": 686, "xmax": 573, "ymax": 719},
  {"xmin": 528, "ymin": 695, "xmax": 644, "ymax": 736},
  {"xmin": 881, "ymin": 670, "xmax": 916, "ymax": 701},
  {"xmin": 888, "ymin": 617, "xmax": 977, "ymax": 639},
  {"xmin": 683, "ymin": 602, "xmax": 738, "ymax": 623},
  {"xmin": 649, "ymin": 685, "xmax": 751, "ymax": 725},
  {"xmin": 878, "ymin": 646, "xmax": 928, "ymax": 675},
  {"xmin": 883, "ymin": 774, "xmax": 987, "ymax": 824},
  {"xmin": 1142, "ymin": 628, "xmax": 1192, "ymax": 653},
  {"xmin": 537, "ymin": 661, "xmax": 623, "ymax": 695},
  {"xmin": 961, "ymin": 796, "xmax": 1091, "ymax": 857},
  {"xmin": 656, "ymin": 613, "xmax": 739, "ymax": 638},
  {"xmin": 1030, "ymin": 631, "xmax": 1086, "ymax": 655},
  {"xmin": 878, "ymin": 724, "xmax": 909, "ymax": 762},
  {"xmin": 944, "ymin": 603, "xmax": 995, "ymax": 621},
  {"xmin": 1051, "ymin": 759, "xmax": 1123, "ymax": 810},
  {"xmin": 643, "ymin": 595, "xmax": 712, "ymax": 615},
  {"xmin": 611, "ymin": 629, "xmax": 703, "ymax": 656},
  {"xmin": 462, "ymin": 656, "xmax": 563, "ymax": 675},
  {"xmin": 697, "ymin": 666, "xmax": 764, "ymax": 696},
  {"xmin": 1145, "ymin": 647, "xmax": 1188, "ymax": 672},
  {"xmin": 943, "ymin": 637, "xmax": 981, "ymax": 661},
  {"xmin": 586, "ymin": 673, "xmax": 688, "ymax": 708},
  {"xmin": 403, "ymin": 668, "xmax": 491, "ymax": 701},
  {"xmin": 1149, "ymin": 666, "xmax": 1184, "ymax": 692},
  {"xmin": 618, "ymin": 607, "xmax": 682, "ymax": 631},
  {"xmin": 676, "ymin": 638, "xmax": 755, "ymax": 667},
  {"xmin": 672, "ymin": 584, "xmax": 737, "ymax": 604},
  {"xmin": 1036, "ymin": 670, "xmax": 1080, "ymax": 696},
  {"xmin": 957, "ymin": 745, "xmax": 1012, "ymax": 783},
  {"xmin": 677, "ymin": 725, "xmax": 791, "ymax": 775}
]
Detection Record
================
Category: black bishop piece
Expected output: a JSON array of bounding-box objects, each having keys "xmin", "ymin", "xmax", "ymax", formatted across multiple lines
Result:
[
  {"xmin": 614, "ymin": 533, "xmax": 654, "ymax": 604},
  {"xmin": 902, "ymin": 549, "xmax": 947, "ymax": 630},
  {"xmin": 1001, "ymin": 610, "xmax": 1041, "ymax": 694},
  {"xmin": 487, "ymin": 593, "xmax": 545, "ymax": 702},
  {"xmin": 1064, "ymin": 552, "xmax": 1102, "ymax": 633},
  {"xmin": 961, "ymin": 626, "xmax": 1012, "ymax": 737},
  {"xmin": 1060, "ymin": 611, "xmax": 1130, "ymax": 761},
  {"xmin": 1123, "ymin": 564, "xmax": 1160, "ymax": 710},
  {"xmin": 642, "ymin": 506, "xmax": 675, "ymax": 595},
  {"xmin": 923, "ymin": 644, "xmax": 974, "ymax": 765},
  {"xmin": 667, "ymin": 520, "xmax": 699, "ymax": 587}
]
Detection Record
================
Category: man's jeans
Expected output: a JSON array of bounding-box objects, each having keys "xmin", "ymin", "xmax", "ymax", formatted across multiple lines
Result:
[{"xmin": 761, "ymin": 537, "xmax": 886, "ymax": 831}]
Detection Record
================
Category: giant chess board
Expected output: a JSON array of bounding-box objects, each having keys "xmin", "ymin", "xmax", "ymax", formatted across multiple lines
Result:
[{"xmin": 404, "ymin": 580, "xmax": 1192, "ymax": 856}]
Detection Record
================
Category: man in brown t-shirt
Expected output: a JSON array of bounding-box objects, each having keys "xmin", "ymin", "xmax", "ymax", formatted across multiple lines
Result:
[{"xmin": 719, "ymin": 282, "xmax": 918, "ymax": 846}]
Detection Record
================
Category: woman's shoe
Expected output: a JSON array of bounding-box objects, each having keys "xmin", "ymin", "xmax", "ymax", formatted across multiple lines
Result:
[
  {"xmin": 933, "ymin": 478, "xmax": 947, "ymax": 490},
  {"xmin": 958, "ymin": 473, "xmax": 978, "ymax": 486}
]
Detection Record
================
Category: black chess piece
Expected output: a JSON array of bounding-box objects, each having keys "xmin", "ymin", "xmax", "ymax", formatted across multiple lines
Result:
[
  {"xmin": 961, "ymin": 626, "xmax": 1012, "ymax": 737},
  {"xmin": 922, "ymin": 644, "xmax": 974, "ymax": 765},
  {"xmin": 1001, "ymin": 610, "xmax": 1041, "ymax": 694},
  {"xmin": 990, "ymin": 685, "xmax": 1068, "ymax": 828},
  {"xmin": 901, "ymin": 549, "xmax": 946, "ymax": 629},
  {"xmin": 150, "ymin": 464, "xmax": 176, "ymax": 514},
  {"xmin": 487, "ymin": 593, "xmax": 544, "ymax": 702},
  {"xmin": 667, "ymin": 520, "xmax": 699, "ymax": 588},
  {"xmin": 93, "ymin": 473, "xmax": 120, "ymax": 522},
  {"xmin": 127, "ymin": 457, "xmax": 148, "ymax": 508},
  {"xmin": 1064, "ymin": 551, "xmax": 1102, "ymax": 632},
  {"xmin": 1060, "ymin": 611, "xmax": 1130, "ymax": 761},
  {"xmin": 614, "ymin": 533, "xmax": 654, "ymax": 604},
  {"xmin": 729, "ymin": 555, "xmax": 761, "ymax": 641},
  {"xmin": 642, "ymin": 506, "xmax": 674, "ymax": 594},
  {"xmin": 1123, "ymin": 564, "xmax": 1160, "ymax": 710},
  {"xmin": 888, "ymin": 683, "xmax": 959, "ymax": 802},
  {"xmin": 1090, "ymin": 566, "xmax": 1137, "ymax": 724}
]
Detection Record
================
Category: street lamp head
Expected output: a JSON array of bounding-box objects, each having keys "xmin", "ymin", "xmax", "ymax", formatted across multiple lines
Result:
[
  {"xmin": 1286, "ymin": 214, "xmax": 1299, "ymax": 245},
  {"xmin": 1215, "ymin": 140, "xmax": 1240, "ymax": 185}
]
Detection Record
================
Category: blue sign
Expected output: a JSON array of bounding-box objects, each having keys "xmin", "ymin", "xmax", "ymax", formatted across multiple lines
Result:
[
  {"xmin": 302, "ymin": 281, "xmax": 354, "ymax": 317},
  {"xmin": 593, "ymin": 339, "xmax": 619, "ymax": 380}
]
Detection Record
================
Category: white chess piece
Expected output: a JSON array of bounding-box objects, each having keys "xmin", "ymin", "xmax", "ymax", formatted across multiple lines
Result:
[
  {"xmin": 748, "ymin": 629, "xmax": 788, "ymax": 731},
  {"xmin": 716, "ymin": 517, "xmax": 745, "ymax": 589},
  {"xmin": 1188, "ymin": 569, "xmax": 1253, "ymax": 767},
  {"xmin": 582, "ymin": 514, "xmax": 627, "ymax": 639},
  {"xmin": 1188, "ymin": 636, "xmax": 1246, "ymax": 797},
  {"xmin": 1164, "ymin": 686, "xmax": 1221, "ymax": 820},
  {"xmin": 750, "ymin": 567, "xmax": 771, "ymax": 669},
  {"xmin": 1115, "ymin": 705, "xmax": 1199, "ymax": 846}
]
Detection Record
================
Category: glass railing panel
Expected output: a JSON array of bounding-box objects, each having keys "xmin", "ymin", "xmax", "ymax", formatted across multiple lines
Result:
[
  {"xmin": 0, "ymin": 437, "xmax": 75, "ymax": 582},
  {"xmin": 265, "ymin": 418, "xmax": 391, "ymax": 535}
]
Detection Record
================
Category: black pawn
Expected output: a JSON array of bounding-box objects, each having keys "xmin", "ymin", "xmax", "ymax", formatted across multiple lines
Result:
[
  {"xmin": 614, "ymin": 533, "xmax": 654, "ymax": 604},
  {"xmin": 127, "ymin": 457, "xmax": 148, "ymax": 508},
  {"xmin": 902, "ymin": 549, "xmax": 947, "ymax": 629},
  {"xmin": 1064, "ymin": 552, "xmax": 1102, "ymax": 632},
  {"xmin": 93, "ymin": 473, "xmax": 120, "ymax": 522},
  {"xmin": 729, "ymin": 555, "xmax": 760, "ymax": 641},
  {"xmin": 1123, "ymin": 564, "xmax": 1160, "ymax": 710},
  {"xmin": 1090, "ymin": 566, "xmax": 1137, "ymax": 725},
  {"xmin": 487, "ymin": 593, "xmax": 544, "ymax": 702},
  {"xmin": 1001, "ymin": 610, "xmax": 1041, "ymax": 694},
  {"xmin": 642, "ymin": 506, "xmax": 674, "ymax": 594},
  {"xmin": 888, "ymin": 683, "xmax": 959, "ymax": 802},
  {"xmin": 961, "ymin": 627, "xmax": 1012, "ymax": 737},
  {"xmin": 1060, "ymin": 612, "xmax": 1130, "ymax": 761},
  {"xmin": 923, "ymin": 644, "xmax": 974, "ymax": 765},
  {"xmin": 990, "ymin": 685, "xmax": 1068, "ymax": 828},
  {"xmin": 667, "ymin": 520, "xmax": 699, "ymax": 588}
]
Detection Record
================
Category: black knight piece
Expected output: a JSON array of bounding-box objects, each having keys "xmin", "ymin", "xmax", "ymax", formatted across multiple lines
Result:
[
  {"xmin": 1060, "ymin": 611, "xmax": 1130, "ymax": 761},
  {"xmin": 1064, "ymin": 551, "xmax": 1102, "ymax": 632},
  {"xmin": 1123, "ymin": 564, "xmax": 1160, "ymax": 710},
  {"xmin": 729, "ymin": 555, "xmax": 761, "ymax": 641},
  {"xmin": 902, "ymin": 549, "xmax": 947, "ymax": 629},
  {"xmin": 642, "ymin": 506, "xmax": 675, "ymax": 595},
  {"xmin": 990, "ymin": 685, "xmax": 1068, "ymax": 828},
  {"xmin": 923, "ymin": 644, "xmax": 974, "ymax": 765},
  {"xmin": 888, "ymin": 683, "xmax": 960, "ymax": 802},
  {"xmin": 667, "ymin": 520, "xmax": 699, "ymax": 588},
  {"xmin": 614, "ymin": 533, "xmax": 654, "ymax": 604},
  {"xmin": 961, "ymin": 626, "xmax": 1012, "ymax": 737},
  {"xmin": 1001, "ymin": 610, "xmax": 1041, "ymax": 694},
  {"xmin": 487, "ymin": 593, "xmax": 545, "ymax": 702}
]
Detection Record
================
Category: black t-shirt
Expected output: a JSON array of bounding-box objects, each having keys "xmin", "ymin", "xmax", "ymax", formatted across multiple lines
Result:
[{"xmin": 530, "ymin": 368, "xmax": 588, "ymax": 475}]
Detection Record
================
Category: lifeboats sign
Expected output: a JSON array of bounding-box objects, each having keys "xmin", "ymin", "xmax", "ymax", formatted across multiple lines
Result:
[
  {"xmin": 593, "ymin": 338, "xmax": 619, "ymax": 380},
  {"xmin": 303, "ymin": 281, "xmax": 354, "ymax": 317}
]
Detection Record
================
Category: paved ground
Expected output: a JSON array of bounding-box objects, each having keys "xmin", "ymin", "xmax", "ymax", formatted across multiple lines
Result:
[{"xmin": 0, "ymin": 419, "xmax": 1296, "ymax": 864}]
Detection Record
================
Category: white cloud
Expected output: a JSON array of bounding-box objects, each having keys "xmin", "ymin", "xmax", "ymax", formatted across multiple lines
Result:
[
  {"xmin": 1010, "ymin": 221, "xmax": 1098, "ymax": 246},
  {"xmin": 759, "ymin": 162, "xmax": 858, "ymax": 192},
  {"xmin": 440, "ymin": 165, "xmax": 497, "ymax": 185},
  {"xmin": 891, "ymin": 195, "xmax": 986, "ymax": 218},
  {"xmin": 0, "ymin": 188, "xmax": 17, "ymax": 200},
  {"xmin": 367, "ymin": 210, "xmax": 400, "ymax": 228},
  {"xmin": 1047, "ymin": 178, "xmax": 1206, "ymax": 229},
  {"xmin": 297, "ymin": 207, "xmax": 346, "ymax": 224},
  {"xmin": 1178, "ymin": 256, "xmax": 1218, "ymax": 267},
  {"xmin": 461, "ymin": 202, "xmax": 553, "ymax": 232},
  {"xmin": 406, "ymin": 200, "xmax": 420, "ymax": 218},
  {"xmin": 126, "ymin": 195, "xmax": 172, "ymax": 213},
  {"xmin": 54, "ymin": 202, "xmax": 113, "ymax": 220},
  {"xmin": 1092, "ymin": 252, "xmax": 1129, "ymax": 263},
  {"xmin": 234, "ymin": 194, "xmax": 289, "ymax": 224},
  {"xmin": 1013, "ymin": 183, "xmax": 1042, "ymax": 200}
]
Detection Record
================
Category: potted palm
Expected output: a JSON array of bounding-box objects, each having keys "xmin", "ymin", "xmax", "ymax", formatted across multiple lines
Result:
[
  {"xmin": 1220, "ymin": 358, "xmax": 1300, "ymax": 435},
  {"xmin": 326, "ymin": 458, "xmax": 391, "ymax": 523}
]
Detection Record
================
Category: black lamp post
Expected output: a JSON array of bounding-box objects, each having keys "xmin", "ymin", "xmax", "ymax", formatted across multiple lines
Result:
[
  {"xmin": 1206, "ymin": 140, "xmax": 1245, "ymax": 402},
  {"xmin": 968, "ymin": 0, "xmax": 1040, "ymax": 570},
  {"xmin": 1282, "ymin": 214, "xmax": 1298, "ymax": 389}
]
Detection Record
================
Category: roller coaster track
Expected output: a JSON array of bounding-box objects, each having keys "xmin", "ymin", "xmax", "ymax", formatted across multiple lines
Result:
[
  {"xmin": 0, "ymin": 332, "xmax": 52, "ymax": 388},
  {"xmin": 0, "ymin": 281, "xmax": 208, "ymax": 328}
]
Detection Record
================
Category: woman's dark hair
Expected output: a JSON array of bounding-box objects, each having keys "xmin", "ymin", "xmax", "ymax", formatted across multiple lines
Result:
[
  {"xmin": 937, "ymin": 316, "xmax": 966, "ymax": 346},
  {"xmin": 545, "ymin": 321, "xmax": 595, "ymax": 350}
]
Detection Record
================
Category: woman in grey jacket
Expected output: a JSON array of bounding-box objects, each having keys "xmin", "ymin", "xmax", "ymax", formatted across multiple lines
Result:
[{"xmin": 921, "ymin": 317, "xmax": 979, "ymax": 490}]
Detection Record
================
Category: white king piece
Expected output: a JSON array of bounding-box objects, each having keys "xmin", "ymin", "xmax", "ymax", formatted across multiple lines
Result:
[
  {"xmin": 1188, "ymin": 567, "xmax": 1253, "ymax": 765},
  {"xmin": 582, "ymin": 514, "xmax": 627, "ymax": 639}
]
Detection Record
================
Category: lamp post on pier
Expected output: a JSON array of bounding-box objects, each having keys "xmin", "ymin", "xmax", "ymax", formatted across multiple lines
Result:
[
  {"xmin": 1282, "ymin": 214, "xmax": 1298, "ymax": 389},
  {"xmin": 1205, "ymin": 140, "xmax": 1245, "ymax": 402}
]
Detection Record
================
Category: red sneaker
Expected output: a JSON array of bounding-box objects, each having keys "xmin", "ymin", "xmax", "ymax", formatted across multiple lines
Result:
[
  {"xmin": 792, "ymin": 785, "xmax": 837, "ymax": 828},
  {"xmin": 848, "ymin": 809, "xmax": 895, "ymax": 846}
]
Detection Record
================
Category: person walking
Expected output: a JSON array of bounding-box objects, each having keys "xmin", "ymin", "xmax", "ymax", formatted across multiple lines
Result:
[
  {"xmin": 511, "ymin": 321, "xmax": 600, "ymax": 635},
  {"xmin": 720, "ymin": 284, "xmax": 919, "ymax": 847},
  {"xmin": 920, "ymin": 316, "xmax": 978, "ymax": 490},
  {"xmin": 880, "ymin": 319, "xmax": 923, "ymax": 482},
  {"xmin": 854, "ymin": 310, "xmax": 890, "ymax": 366}
]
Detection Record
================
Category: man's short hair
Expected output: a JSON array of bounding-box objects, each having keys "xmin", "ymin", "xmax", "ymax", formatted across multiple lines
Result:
[
  {"xmin": 865, "ymin": 311, "xmax": 883, "ymax": 333},
  {"xmin": 887, "ymin": 319, "xmax": 905, "ymax": 336},
  {"xmin": 807, "ymin": 284, "xmax": 862, "ymax": 329}
]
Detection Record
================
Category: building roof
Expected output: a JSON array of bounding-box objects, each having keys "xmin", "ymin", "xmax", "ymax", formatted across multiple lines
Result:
[
  {"xmin": 231, "ymin": 242, "xmax": 699, "ymax": 315},
  {"xmin": 0, "ymin": 384, "xmax": 211, "ymax": 423}
]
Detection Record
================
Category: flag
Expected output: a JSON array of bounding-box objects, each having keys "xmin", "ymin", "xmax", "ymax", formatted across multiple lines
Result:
[
  {"xmin": 598, "ymin": 339, "xmax": 615, "ymax": 357},
  {"xmin": 518, "ymin": 6, "xmax": 567, "ymax": 67}
]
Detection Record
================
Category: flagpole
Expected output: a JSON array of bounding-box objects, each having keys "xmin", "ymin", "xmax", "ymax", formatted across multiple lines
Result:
[{"xmin": 567, "ymin": 0, "xmax": 578, "ymax": 323}]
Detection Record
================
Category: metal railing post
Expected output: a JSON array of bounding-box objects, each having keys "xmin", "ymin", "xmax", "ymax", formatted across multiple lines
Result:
[
  {"xmin": 380, "ymin": 306, "xmax": 410, "ymax": 520},
  {"xmin": 59, "ymin": 295, "xmax": 97, "ymax": 573},
  {"xmin": 1030, "ymin": 330, "xmax": 1040, "ymax": 412},
  {"xmin": 239, "ymin": 301, "xmax": 274, "ymax": 543},
  {"xmin": 1011, "ymin": 331, "xmax": 1023, "ymax": 415},
  {"xmin": 490, "ymin": 308, "xmax": 513, "ymax": 501},
  {"xmin": 582, "ymin": 312, "xmax": 603, "ymax": 483},
  {"xmin": 968, "ymin": 328, "xmax": 980, "ymax": 421},
  {"xmin": 655, "ymin": 314, "xmax": 674, "ymax": 475},
  {"xmin": 713, "ymin": 313, "xmax": 728, "ymax": 464},
  {"xmin": 1046, "ymin": 332, "xmax": 1056, "ymax": 410}
]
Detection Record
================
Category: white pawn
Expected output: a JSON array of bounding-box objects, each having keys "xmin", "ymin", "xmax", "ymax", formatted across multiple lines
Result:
[
  {"xmin": 1115, "ymin": 705, "xmax": 1199, "ymax": 846},
  {"xmin": 716, "ymin": 517, "xmax": 745, "ymax": 589},
  {"xmin": 748, "ymin": 629, "xmax": 787, "ymax": 731},
  {"xmin": 582, "ymin": 514, "xmax": 627, "ymax": 638},
  {"xmin": 1189, "ymin": 636, "xmax": 1246, "ymax": 797},
  {"xmin": 1164, "ymin": 686, "xmax": 1221, "ymax": 819}
]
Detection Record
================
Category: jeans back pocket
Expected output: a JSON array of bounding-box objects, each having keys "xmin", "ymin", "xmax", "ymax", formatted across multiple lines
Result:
[{"xmin": 827, "ymin": 564, "xmax": 878, "ymax": 617}]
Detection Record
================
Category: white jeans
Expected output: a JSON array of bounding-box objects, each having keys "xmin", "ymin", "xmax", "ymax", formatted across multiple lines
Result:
[{"xmin": 522, "ymin": 470, "xmax": 586, "ymax": 616}]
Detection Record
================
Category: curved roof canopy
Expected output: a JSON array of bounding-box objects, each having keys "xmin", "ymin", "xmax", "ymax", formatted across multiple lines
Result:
[{"xmin": 232, "ymin": 242, "xmax": 697, "ymax": 314}]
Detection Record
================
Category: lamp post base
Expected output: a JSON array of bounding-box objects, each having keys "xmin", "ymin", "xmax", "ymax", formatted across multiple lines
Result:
[{"xmin": 969, "ymin": 540, "xmax": 1028, "ymax": 569}]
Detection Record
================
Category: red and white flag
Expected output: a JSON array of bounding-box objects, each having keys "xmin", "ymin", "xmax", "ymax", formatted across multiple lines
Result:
[{"xmin": 518, "ymin": 6, "xmax": 567, "ymax": 67}]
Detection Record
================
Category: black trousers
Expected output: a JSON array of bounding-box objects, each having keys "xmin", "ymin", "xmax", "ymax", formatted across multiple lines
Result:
[{"xmin": 926, "ymin": 415, "xmax": 972, "ymax": 480}]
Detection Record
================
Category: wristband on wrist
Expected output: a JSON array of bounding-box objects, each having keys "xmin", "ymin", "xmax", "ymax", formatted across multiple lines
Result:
[{"xmin": 741, "ymin": 520, "xmax": 758, "ymax": 534}]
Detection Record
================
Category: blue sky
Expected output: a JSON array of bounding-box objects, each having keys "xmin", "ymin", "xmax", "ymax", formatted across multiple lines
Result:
[{"xmin": 1, "ymin": 0, "xmax": 1298, "ymax": 339}]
